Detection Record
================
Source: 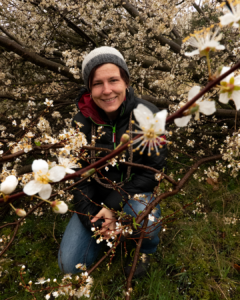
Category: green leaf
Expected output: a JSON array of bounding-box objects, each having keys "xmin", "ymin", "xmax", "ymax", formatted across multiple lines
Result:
[
  {"xmin": 132, "ymin": 217, "xmax": 140, "ymax": 230},
  {"xmin": 229, "ymin": 77, "xmax": 235, "ymax": 85},
  {"xmin": 34, "ymin": 141, "xmax": 41, "ymax": 146}
]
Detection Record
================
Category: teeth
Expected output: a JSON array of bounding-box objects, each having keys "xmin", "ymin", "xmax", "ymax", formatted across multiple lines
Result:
[{"xmin": 102, "ymin": 96, "xmax": 117, "ymax": 102}]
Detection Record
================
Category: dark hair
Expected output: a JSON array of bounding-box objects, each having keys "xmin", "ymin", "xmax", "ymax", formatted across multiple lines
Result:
[{"xmin": 88, "ymin": 63, "xmax": 130, "ymax": 90}]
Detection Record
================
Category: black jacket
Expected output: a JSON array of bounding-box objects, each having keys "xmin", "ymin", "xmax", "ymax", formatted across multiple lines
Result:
[{"xmin": 72, "ymin": 87, "xmax": 167, "ymax": 229}]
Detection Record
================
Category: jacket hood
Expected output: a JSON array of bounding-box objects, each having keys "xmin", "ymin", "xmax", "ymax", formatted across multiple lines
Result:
[{"xmin": 75, "ymin": 87, "xmax": 136, "ymax": 125}]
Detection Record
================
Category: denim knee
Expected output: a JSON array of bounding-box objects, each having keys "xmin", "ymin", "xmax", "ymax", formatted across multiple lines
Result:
[{"xmin": 58, "ymin": 213, "xmax": 102, "ymax": 274}]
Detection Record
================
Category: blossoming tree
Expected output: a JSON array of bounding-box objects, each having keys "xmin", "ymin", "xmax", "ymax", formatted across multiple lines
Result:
[{"xmin": 1, "ymin": 0, "xmax": 240, "ymax": 299}]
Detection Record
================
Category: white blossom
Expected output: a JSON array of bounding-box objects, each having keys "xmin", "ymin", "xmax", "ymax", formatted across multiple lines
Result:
[
  {"xmin": 184, "ymin": 27, "xmax": 225, "ymax": 57},
  {"xmin": 23, "ymin": 159, "xmax": 66, "ymax": 200},
  {"xmin": 58, "ymin": 156, "xmax": 78, "ymax": 174},
  {"xmin": 0, "ymin": 175, "xmax": 18, "ymax": 195},
  {"xmin": 52, "ymin": 291, "xmax": 59, "ymax": 298},
  {"xmin": 174, "ymin": 86, "xmax": 216, "ymax": 127},
  {"xmin": 219, "ymin": 66, "xmax": 240, "ymax": 110},
  {"xmin": 219, "ymin": 1, "xmax": 240, "ymax": 28},
  {"xmin": 44, "ymin": 98, "xmax": 54, "ymax": 107},
  {"xmin": 148, "ymin": 215, "xmax": 155, "ymax": 222},
  {"xmin": 51, "ymin": 200, "xmax": 68, "ymax": 214},
  {"xmin": 35, "ymin": 277, "xmax": 47, "ymax": 284},
  {"xmin": 131, "ymin": 104, "xmax": 167, "ymax": 156}
]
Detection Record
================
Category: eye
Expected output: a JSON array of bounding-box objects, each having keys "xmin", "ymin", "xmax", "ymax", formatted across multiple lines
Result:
[{"xmin": 93, "ymin": 82, "xmax": 101, "ymax": 86}]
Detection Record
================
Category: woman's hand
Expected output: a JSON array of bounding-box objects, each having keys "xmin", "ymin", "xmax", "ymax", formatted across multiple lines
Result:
[{"xmin": 91, "ymin": 208, "xmax": 118, "ymax": 239}]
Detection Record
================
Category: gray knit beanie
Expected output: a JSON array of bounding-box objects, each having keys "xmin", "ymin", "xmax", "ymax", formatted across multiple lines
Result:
[{"xmin": 82, "ymin": 46, "xmax": 130, "ymax": 89}]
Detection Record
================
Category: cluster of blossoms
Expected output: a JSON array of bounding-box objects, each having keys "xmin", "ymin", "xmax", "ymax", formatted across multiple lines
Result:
[
  {"xmin": 34, "ymin": 267, "xmax": 92, "ymax": 299},
  {"xmin": 0, "ymin": 156, "xmax": 79, "ymax": 216},
  {"xmin": 20, "ymin": 264, "xmax": 93, "ymax": 299},
  {"xmin": 220, "ymin": 132, "xmax": 240, "ymax": 177},
  {"xmin": 91, "ymin": 220, "xmax": 133, "ymax": 247}
]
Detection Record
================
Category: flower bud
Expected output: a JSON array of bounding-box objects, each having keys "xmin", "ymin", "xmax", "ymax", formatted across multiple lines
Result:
[
  {"xmin": 51, "ymin": 200, "xmax": 68, "ymax": 214},
  {"xmin": 189, "ymin": 104, "xmax": 199, "ymax": 115},
  {"xmin": 81, "ymin": 168, "xmax": 95, "ymax": 178},
  {"xmin": 16, "ymin": 209, "xmax": 27, "ymax": 217},
  {"xmin": 120, "ymin": 133, "xmax": 130, "ymax": 144},
  {"xmin": 0, "ymin": 175, "xmax": 18, "ymax": 195}
]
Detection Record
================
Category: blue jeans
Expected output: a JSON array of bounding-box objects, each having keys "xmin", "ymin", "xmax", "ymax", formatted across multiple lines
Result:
[{"xmin": 58, "ymin": 193, "xmax": 161, "ymax": 274}]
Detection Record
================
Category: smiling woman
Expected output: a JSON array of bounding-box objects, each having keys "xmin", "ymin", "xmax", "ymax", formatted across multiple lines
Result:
[
  {"xmin": 58, "ymin": 46, "xmax": 167, "ymax": 278},
  {"xmin": 90, "ymin": 64, "xmax": 128, "ymax": 120}
]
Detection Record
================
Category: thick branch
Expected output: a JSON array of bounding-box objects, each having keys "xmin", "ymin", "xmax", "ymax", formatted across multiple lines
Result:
[
  {"xmin": 0, "ymin": 26, "xmax": 24, "ymax": 46},
  {"xmin": 121, "ymin": 0, "xmax": 181, "ymax": 53},
  {"xmin": 49, "ymin": 6, "xmax": 97, "ymax": 47},
  {"xmin": 192, "ymin": 3, "xmax": 211, "ymax": 23},
  {"xmin": 0, "ymin": 36, "xmax": 80, "ymax": 83}
]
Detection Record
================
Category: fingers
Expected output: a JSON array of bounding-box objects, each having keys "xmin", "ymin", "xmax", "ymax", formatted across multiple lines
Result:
[{"xmin": 91, "ymin": 212, "xmax": 102, "ymax": 223}]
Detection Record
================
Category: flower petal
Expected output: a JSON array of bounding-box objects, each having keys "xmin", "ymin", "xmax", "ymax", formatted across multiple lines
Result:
[
  {"xmin": 188, "ymin": 86, "xmax": 201, "ymax": 101},
  {"xmin": 133, "ymin": 104, "xmax": 154, "ymax": 129},
  {"xmin": 232, "ymin": 90, "xmax": 240, "ymax": 110},
  {"xmin": 219, "ymin": 13, "xmax": 236, "ymax": 26},
  {"xmin": 174, "ymin": 115, "xmax": 191, "ymax": 127},
  {"xmin": 48, "ymin": 166, "xmax": 66, "ymax": 182},
  {"xmin": 199, "ymin": 100, "xmax": 216, "ymax": 115},
  {"xmin": 0, "ymin": 175, "xmax": 18, "ymax": 194},
  {"xmin": 65, "ymin": 168, "xmax": 75, "ymax": 174},
  {"xmin": 220, "ymin": 66, "xmax": 232, "ymax": 83},
  {"xmin": 154, "ymin": 109, "xmax": 168, "ymax": 133},
  {"xmin": 219, "ymin": 92, "xmax": 229, "ymax": 104},
  {"xmin": 38, "ymin": 184, "xmax": 52, "ymax": 200},
  {"xmin": 52, "ymin": 201, "xmax": 68, "ymax": 214},
  {"xmin": 216, "ymin": 45, "xmax": 225, "ymax": 50},
  {"xmin": 234, "ymin": 75, "xmax": 240, "ymax": 86},
  {"xmin": 32, "ymin": 159, "xmax": 48, "ymax": 174},
  {"xmin": 185, "ymin": 50, "xmax": 200, "ymax": 56},
  {"xmin": 23, "ymin": 180, "xmax": 43, "ymax": 195}
]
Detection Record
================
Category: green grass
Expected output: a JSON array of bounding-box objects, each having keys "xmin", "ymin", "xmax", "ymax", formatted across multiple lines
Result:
[{"xmin": 1, "ymin": 172, "xmax": 240, "ymax": 300}]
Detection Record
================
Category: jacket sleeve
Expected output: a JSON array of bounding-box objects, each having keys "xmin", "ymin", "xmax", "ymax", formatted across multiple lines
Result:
[
  {"xmin": 103, "ymin": 143, "xmax": 167, "ymax": 211},
  {"xmin": 72, "ymin": 181, "xmax": 103, "ymax": 230}
]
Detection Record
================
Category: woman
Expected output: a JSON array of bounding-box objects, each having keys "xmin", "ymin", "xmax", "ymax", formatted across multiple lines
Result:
[{"xmin": 58, "ymin": 47, "xmax": 167, "ymax": 277}]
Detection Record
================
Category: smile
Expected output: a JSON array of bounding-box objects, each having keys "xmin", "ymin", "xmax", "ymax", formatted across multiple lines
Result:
[{"xmin": 101, "ymin": 96, "xmax": 117, "ymax": 102}]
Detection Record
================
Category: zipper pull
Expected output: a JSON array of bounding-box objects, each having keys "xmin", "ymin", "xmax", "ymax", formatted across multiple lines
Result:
[{"xmin": 112, "ymin": 126, "xmax": 116, "ymax": 144}]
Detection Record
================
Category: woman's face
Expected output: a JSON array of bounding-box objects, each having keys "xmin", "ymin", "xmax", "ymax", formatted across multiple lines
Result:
[{"xmin": 91, "ymin": 63, "xmax": 127, "ymax": 120}]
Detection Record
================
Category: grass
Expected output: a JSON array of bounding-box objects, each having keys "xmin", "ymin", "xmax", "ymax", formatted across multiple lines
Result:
[{"xmin": 1, "ymin": 170, "xmax": 240, "ymax": 300}]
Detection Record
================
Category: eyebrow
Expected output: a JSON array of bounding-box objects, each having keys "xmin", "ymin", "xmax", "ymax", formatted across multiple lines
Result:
[{"xmin": 93, "ymin": 76, "xmax": 120, "ymax": 84}]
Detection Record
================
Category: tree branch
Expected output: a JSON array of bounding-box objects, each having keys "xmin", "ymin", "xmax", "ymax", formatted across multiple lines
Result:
[
  {"xmin": 0, "ymin": 36, "xmax": 80, "ymax": 83},
  {"xmin": 49, "ymin": 6, "xmax": 97, "ymax": 47},
  {"xmin": 121, "ymin": 0, "xmax": 181, "ymax": 53},
  {"xmin": 192, "ymin": 2, "xmax": 211, "ymax": 23},
  {"xmin": 0, "ymin": 25, "xmax": 24, "ymax": 46},
  {"xmin": 125, "ymin": 217, "xmax": 148, "ymax": 300}
]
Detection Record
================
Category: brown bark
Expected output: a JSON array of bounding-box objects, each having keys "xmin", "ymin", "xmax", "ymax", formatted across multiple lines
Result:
[{"xmin": 0, "ymin": 36, "xmax": 80, "ymax": 83}]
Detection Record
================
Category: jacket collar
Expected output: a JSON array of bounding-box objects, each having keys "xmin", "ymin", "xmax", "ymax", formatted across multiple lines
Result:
[{"xmin": 75, "ymin": 87, "xmax": 135, "ymax": 125}]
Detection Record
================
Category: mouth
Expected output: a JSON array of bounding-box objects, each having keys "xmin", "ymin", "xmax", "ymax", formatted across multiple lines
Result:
[{"xmin": 101, "ymin": 96, "xmax": 117, "ymax": 102}]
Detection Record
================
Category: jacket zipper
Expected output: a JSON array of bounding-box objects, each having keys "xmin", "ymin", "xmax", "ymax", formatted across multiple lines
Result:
[{"xmin": 90, "ymin": 117, "xmax": 117, "ymax": 149}]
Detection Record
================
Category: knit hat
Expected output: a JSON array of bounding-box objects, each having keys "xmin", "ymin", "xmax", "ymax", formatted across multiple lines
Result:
[{"xmin": 82, "ymin": 46, "xmax": 130, "ymax": 88}]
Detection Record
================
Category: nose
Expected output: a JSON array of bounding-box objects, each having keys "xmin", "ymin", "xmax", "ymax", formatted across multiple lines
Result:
[{"xmin": 102, "ymin": 82, "xmax": 112, "ymax": 95}]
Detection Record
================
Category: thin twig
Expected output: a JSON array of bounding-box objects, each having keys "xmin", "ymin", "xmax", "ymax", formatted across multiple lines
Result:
[
  {"xmin": 0, "ymin": 222, "xmax": 20, "ymax": 257},
  {"xmin": 125, "ymin": 217, "xmax": 148, "ymax": 300}
]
